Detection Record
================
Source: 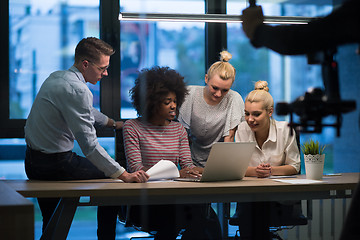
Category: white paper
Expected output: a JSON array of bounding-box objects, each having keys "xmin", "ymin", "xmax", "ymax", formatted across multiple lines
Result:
[
  {"xmin": 274, "ymin": 179, "xmax": 323, "ymax": 184},
  {"xmin": 146, "ymin": 160, "xmax": 180, "ymax": 181},
  {"xmin": 269, "ymin": 175, "xmax": 297, "ymax": 179}
]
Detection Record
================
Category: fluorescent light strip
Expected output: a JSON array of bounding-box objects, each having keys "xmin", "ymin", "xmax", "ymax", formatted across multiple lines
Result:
[{"xmin": 119, "ymin": 13, "xmax": 314, "ymax": 24}]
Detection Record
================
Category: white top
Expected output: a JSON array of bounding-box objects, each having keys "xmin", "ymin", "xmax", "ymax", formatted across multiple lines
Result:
[
  {"xmin": 178, "ymin": 85, "xmax": 244, "ymax": 167},
  {"xmin": 25, "ymin": 66, "xmax": 124, "ymax": 178},
  {"xmin": 235, "ymin": 119, "xmax": 300, "ymax": 172}
]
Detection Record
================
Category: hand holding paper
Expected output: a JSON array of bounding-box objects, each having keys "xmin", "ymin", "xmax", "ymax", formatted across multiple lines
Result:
[{"xmin": 146, "ymin": 160, "xmax": 180, "ymax": 181}]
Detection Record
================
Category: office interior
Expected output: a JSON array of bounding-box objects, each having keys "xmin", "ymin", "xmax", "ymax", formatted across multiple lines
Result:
[{"xmin": 1, "ymin": 0, "xmax": 360, "ymax": 239}]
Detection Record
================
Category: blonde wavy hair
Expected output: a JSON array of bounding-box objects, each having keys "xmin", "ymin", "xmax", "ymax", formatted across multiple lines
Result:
[
  {"xmin": 207, "ymin": 50, "xmax": 236, "ymax": 82},
  {"xmin": 246, "ymin": 80, "xmax": 274, "ymax": 111}
]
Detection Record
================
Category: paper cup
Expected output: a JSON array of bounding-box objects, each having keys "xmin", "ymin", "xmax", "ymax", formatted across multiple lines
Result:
[{"xmin": 304, "ymin": 154, "xmax": 325, "ymax": 180}]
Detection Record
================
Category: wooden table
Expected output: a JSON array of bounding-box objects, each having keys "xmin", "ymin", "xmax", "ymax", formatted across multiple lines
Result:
[
  {"xmin": 0, "ymin": 181, "xmax": 34, "ymax": 240},
  {"xmin": 3, "ymin": 173, "xmax": 360, "ymax": 240}
]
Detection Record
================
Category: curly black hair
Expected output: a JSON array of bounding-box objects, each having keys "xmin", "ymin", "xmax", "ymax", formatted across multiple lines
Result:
[{"xmin": 129, "ymin": 66, "xmax": 188, "ymax": 120}]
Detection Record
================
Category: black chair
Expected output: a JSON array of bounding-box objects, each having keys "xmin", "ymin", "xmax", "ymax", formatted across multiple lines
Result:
[
  {"xmin": 114, "ymin": 128, "xmax": 127, "ymax": 222},
  {"xmin": 115, "ymin": 129, "xmax": 222, "ymax": 240},
  {"xmin": 267, "ymin": 128, "xmax": 310, "ymax": 238},
  {"xmin": 228, "ymin": 128, "xmax": 310, "ymax": 240},
  {"xmin": 268, "ymin": 201, "xmax": 310, "ymax": 239},
  {"xmin": 116, "ymin": 129, "xmax": 191, "ymax": 239},
  {"xmin": 228, "ymin": 200, "xmax": 309, "ymax": 240},
  {"xmin": 115, "ymin": 129, "xmax": 157, "ymax": 239}
]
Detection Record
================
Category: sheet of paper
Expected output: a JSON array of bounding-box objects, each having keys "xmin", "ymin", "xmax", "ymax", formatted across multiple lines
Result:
[
  {"xmin": 274, "ymin": 179, "xmax": 323, "ymax": 184},
  {"xmin": 269, "ymin": 175, "xmax": 297, "ymax": 179},
  {"xmin": 146, "ymin": 160, "xmax": 180, "ymax": 181}
]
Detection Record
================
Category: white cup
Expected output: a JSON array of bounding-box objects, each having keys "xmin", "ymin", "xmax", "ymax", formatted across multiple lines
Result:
[{"xmin": 304, "ymin": 154, "xmax": 325, "ymax": 180}]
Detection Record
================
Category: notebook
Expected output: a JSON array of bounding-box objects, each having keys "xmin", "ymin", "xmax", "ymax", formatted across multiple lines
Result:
[{"xmin": 175, "ymin": 141, "xmax": 256, "ymax": 182}]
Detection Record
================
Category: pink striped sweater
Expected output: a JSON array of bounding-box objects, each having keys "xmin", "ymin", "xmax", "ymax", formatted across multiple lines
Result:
[{"xmin": 123, "ymin": 118, "xmax": 194, "ymax": 172}]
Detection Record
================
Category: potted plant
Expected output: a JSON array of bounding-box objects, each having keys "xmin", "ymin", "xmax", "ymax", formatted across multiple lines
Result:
[
  {"xmin": 301, "ymin": 139, "xmax": 326, "ymax": 180},
  {"xmin": 301, "ymin": 139, "xmax": 326, "ymax": 156}
]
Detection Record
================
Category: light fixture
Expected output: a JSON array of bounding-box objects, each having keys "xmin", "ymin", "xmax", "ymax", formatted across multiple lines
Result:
[{"xmin": 119, "ymin": 12, "xmax": 314, "ymax": 24}]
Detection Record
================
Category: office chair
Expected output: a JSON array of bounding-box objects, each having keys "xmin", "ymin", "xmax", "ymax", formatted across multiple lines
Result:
[
  {"xmin": 115, "ymin": 129, "xmax": 221, "ymax": 240},
  {"xmin": 228, "ymin": 201, "xmax": 309, "ymax": 240},
  {"xmin": 115, "ymin": 128, "xmax": 157, "ymax": 239},
  {"xmin": 116, "ymin": 129, "xmax": 190, "ymax": 240},
  {"xmin": 267, "ymin": 128, "xmax": 310, "ymax": 239},
  {"xmin": 114, "ymin": 128, "xmax": 128, "ymax": 224},
  {"xmin": 268, "ymin": 201, "xmax": 310, "ymax": 239},
  {"xmin": 228, "ymin": 128, "xmax": 310, "ymax": 240}
]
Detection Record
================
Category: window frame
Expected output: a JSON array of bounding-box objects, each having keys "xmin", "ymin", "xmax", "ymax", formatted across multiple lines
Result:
[
  {"xmin": 0, "ymin": 0, "xmax": 228, "ymax": 138},
  {"xmin": 0, "ymin": 0, "xmax": 321, "ymax": 138},
  {"xmin": 0, "ymin": 0, "xmax": 18, "ymax": 138}
]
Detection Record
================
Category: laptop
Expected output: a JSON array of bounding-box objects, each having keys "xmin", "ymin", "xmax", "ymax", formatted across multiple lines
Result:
[{"xmin": 175, "ymin": 141, "xmax": 256, "ymax": 182}]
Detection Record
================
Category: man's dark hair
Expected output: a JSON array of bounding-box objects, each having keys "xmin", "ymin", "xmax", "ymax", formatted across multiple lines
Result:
[
  {"xmin": 74, "ymin": 37, "xmax": 114, "ymax": 63},
  {"xmin": 130, "ymin": 66, "xmax": 188, "ymax": 120}
]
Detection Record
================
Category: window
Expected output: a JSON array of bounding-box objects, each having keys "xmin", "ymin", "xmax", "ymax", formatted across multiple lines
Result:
[
  {"xmin": 2, "ymin": 0, "xmax": 360, "ymax": 175},
  {"xmin": 3, "ymin": 1, "xmax": 360, "ymax": 238},
  {"xmin": 9, "ymin": 0, "xmax": 100, "ymax": 119},
  {"xmin": 227, "ymin": 1, "xmax": 339, "ymax": 173},
  {"xmin": 1, "ymin": 0, "xmax": 101, "ymax": 137},
  {"xmin": 120, "ymin": 0, "xmax": 205, "ymax": 118}
]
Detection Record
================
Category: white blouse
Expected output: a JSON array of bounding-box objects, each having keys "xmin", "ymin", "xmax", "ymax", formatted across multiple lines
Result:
[{"xmin": 235, "ymin": 119, "xmax": 300, "ymax": 172}]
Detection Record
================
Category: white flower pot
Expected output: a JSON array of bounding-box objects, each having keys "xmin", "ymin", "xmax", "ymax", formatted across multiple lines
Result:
[{"xmin": 304, "ymin": 154, "xmax": 325, "ymax": 180}]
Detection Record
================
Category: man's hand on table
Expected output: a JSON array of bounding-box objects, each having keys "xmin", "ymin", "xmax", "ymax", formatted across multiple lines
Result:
[{"xmin": 118, "ymin": 170, "xmax": 149, "ymax": 183}]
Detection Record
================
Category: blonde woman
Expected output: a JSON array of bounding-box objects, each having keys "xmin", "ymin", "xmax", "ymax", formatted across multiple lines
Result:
[
  {"xmin": 233, "ymin": 80, "xmax": 301, "ymax": 240},
  {"xmin": 235, "ymin": 80, "xmax": 300, "ymax": 177},
  {"xmin": 178, "ymin": 50, "xmax": 244, "ymax": 167}
]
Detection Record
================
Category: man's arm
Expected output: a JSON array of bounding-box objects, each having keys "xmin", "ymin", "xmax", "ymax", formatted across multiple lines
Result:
[
  {"xmin": 106, "ymin": 117, "xmax": 124, "ymax": 130},
  {"xmin": 91, "ymin": 107, "xmax": 123, "ymax": 130},
  {"xmin": 242, "ymin": 1, "xmax": 360, "ymax": 55},
  {"xmin": 118, "ymin": 170, "xmax": 149, "ymax": 183}
]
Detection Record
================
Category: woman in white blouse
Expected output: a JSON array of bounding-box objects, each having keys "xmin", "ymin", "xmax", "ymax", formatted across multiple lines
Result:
[
  {"xmin": 233, "ymin": 80, "xmax": 301, "ymax": 240},
  {"xmin": 235, "ymin": 80, "xmax": 300, "ymax": 177}
]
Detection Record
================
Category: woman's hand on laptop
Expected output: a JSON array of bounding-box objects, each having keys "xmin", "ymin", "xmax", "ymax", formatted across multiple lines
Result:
[{"xmin": 180, "ymin": 167, "xmax": 203, "ymax": 178}]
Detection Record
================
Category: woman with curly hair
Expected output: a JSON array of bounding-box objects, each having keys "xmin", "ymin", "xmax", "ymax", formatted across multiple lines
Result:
[
  {"xmin": 123, "ymin": 66, "xmax": 222, "ymax": 240},
  {"xmin": 124, "ymin": 66, "xmax": 201, "ymax": 174}
]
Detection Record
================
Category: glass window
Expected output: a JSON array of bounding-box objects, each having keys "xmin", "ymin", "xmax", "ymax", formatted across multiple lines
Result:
[
  {"xmin": 6, "ymin": 0, "xmax": 359, "ymax": 175},
  {"xmin": 120, "ymin": 0, "xmax": 205, "ymax": 118},
  {"xmin": 120, "ymin": 0, "xmax": 204, "ymax": 14},
  {"xmin": 227, "ymin": 1, "xmax": 337, "ymax": 173},
  {"xmin": 9, "ymin": 0, "xmax": 100, "ymax": 119},
  {"xmin": 227, "ymin": 0, "xmax": 333, "ymax": 17}
]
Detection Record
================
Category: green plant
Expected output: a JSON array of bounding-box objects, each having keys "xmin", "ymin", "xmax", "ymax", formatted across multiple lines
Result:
[{"xmin": 301, "ymin": 139, "xmax": 326, "ymax": 155}]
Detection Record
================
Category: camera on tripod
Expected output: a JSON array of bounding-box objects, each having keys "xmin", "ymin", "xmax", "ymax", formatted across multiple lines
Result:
[{"xmin": 276, "ymin": 48, "xmax": 356, "ymax": 136}]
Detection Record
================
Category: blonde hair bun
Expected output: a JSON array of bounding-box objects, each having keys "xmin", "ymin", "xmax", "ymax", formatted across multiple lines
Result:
[
  {"xmin": 254, "ymin": 80, "xmax": 269, "ymax": 92},
  {"xmin": 207, "ymin": 50, "xmax": 236, "ymax": 82},
  {"xmin": 220, "ymin": 50, "xmax": 232, "ymax": 62}
]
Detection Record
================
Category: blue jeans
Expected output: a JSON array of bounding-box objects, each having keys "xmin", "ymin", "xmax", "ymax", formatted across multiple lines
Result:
[{"xmin": 25, "ymin": 146, "xmax": 117, "ymax": 239}]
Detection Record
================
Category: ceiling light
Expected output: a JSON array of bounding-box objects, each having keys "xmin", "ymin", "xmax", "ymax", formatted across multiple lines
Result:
[{"xmin": 119, "ymin": 12, "xmax": 314, "ymax": 24}]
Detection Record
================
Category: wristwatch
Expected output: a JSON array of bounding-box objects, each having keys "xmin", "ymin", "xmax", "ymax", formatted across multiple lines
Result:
[{"xmin": 112, "ymin": 119, "xmax": 117, "ymax": 129}]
